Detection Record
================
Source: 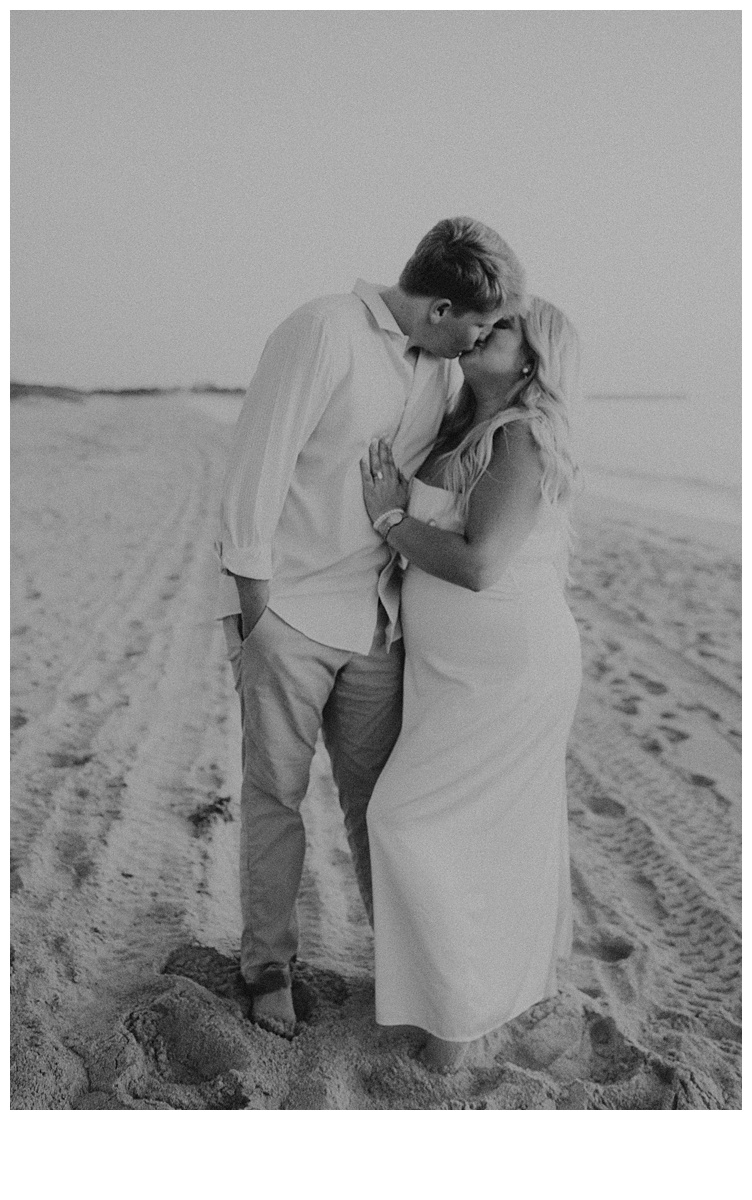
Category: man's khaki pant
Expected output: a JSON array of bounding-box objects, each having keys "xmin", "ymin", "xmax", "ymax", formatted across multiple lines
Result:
[{"xmin": 223, "ymin": 608, "xmax": 404, "ymax": 988}]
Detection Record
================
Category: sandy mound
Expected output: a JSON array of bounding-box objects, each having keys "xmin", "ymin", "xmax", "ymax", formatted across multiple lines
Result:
[{"xmin": 10, "ymin": 392, "xmax": 741, "ymax": 1109}]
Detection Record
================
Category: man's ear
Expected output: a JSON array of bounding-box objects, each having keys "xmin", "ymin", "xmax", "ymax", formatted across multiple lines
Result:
[{"xmin": 427, "ymin": 298, "xmax": 453, "ymax": 325}]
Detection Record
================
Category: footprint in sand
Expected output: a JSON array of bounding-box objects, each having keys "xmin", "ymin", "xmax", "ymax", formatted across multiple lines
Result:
[
  {"xmin": 589, "ymin": 935, "xmax": 635, "ymax": 964},
  {"xmin": 585, "ymin": 1015, "xmax": 644, "ymax": 1085},
  {"xmin": 581, "ymin": 793, "xmax": 626, "ymax": 819},
  {"xmin": 575, "ymin": 934, "xmax": 635, "ymax": 964},
  {"xmin": 625, "ymin": 873, "xmax": 669, "ymax": 922},
  {"xmin": 639, "ymin": 736, "xmax": 663, "ymax": 755},
  {"xmin": 629, "ymin": 672, "xmax": 668, "ymax": 695},
  {"xmin": 100, "ymin": 979, "xmax": 288, "ymax": 1109},
  {"xmin": 49, "ymin": 750, "xmax": 94, "ymax": 768},
  {"xmin": 657, "ymin": 724, "xmax": 690, "ymax": 744},
  {"xmin": 188, "ymin": 795, "xmax": 233, "ymax": 834}
]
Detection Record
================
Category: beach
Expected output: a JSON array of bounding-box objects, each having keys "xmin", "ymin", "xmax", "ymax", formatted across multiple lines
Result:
[{"xmin": 10, "ymin": 390, "xmax": 741, "ymax": 1110}]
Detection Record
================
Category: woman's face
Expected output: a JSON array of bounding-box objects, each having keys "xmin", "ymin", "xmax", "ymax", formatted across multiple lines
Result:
[{"xmin": 459, "ymin": 316, "xmax": 529, "ymax": 384}]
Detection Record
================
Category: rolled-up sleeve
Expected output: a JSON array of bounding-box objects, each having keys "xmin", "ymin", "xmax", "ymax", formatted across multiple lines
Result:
[{"xmin": 217, "ymin": 307, "xmax": 337, "ymax": 579}]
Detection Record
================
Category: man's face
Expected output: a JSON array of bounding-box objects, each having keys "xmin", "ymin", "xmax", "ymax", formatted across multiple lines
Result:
[{"xmin": 422, "ymin": 301, "xmax": 516, "ymax": 358}]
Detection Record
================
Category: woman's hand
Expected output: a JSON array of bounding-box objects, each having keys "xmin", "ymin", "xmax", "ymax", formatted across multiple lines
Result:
[{"xmin": 360, "ymin": 438, "xmax": 409, "ymax": 524}]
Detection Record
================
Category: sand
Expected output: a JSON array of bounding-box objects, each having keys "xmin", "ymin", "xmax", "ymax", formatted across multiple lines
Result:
[{"xmin": 10, "ymin": 391, "xmax": 741, "ymax": 1110}]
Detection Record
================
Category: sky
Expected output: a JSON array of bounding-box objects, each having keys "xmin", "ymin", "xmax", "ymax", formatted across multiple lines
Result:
[{"xmin": 10, "ymin": 9, "xmax": 741, "ymax": 484}]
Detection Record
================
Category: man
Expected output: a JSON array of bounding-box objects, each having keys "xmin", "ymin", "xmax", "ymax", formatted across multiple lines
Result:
[{"xmin": 217, "ymin": 217, "xmax": 526, "ymax": 1036}]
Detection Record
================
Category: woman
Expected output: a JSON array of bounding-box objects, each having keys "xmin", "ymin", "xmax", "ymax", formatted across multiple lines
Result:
[{"xmin": 360, "ymin": 297, "xmax": 582, "ymax": 1073}]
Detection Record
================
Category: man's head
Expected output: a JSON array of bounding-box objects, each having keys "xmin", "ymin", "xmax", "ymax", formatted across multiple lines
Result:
[{"xmin": 397, "ymin": 217, "xmax": 527, "ymax": 357}]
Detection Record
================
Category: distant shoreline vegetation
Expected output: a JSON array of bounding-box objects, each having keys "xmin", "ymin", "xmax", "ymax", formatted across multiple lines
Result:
[
  {"xmin": 11, "ymin": 383, "xmax": 687, "ymax": 403},
  {"xmin": 10, "ymin": 382, "xmax": 246, "ymax": 401}
]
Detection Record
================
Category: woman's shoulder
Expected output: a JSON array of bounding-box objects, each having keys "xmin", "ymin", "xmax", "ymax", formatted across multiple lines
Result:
[
  {"xmin": 485, "ymin": 412, "xmax": 543, "ymax": 490},
  {"xmin": 491, "ymin": 409, "xmax": 539, "ymax": 453}
]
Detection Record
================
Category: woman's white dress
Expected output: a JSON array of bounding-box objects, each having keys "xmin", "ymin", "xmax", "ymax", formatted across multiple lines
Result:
[{"xmin": 367, "ymin": 454, "xmax": 582, "ymax": 1042}]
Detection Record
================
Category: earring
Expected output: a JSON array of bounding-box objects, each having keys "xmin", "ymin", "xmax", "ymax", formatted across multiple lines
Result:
[{"xmin": 521, "ymin": 362, "xmax": 533, "ymax": 377}]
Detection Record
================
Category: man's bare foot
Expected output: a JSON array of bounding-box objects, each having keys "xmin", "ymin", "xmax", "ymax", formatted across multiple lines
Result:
[
  {"xmin": 419, "ymin": 1034, "xmax": 469, "ymax": 1074},
  {"xmin": 251, "ymin": 985, "xmax": 296, "ymax": 1039},
  {"xmin": 246, "ymin": 966, "xmax": 296, "ymax": 1038}
]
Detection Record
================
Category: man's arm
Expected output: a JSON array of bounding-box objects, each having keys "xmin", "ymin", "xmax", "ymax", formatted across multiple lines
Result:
[{"xmin": 218, "ymin": 304, "xmax": 339, "ymax": 581}]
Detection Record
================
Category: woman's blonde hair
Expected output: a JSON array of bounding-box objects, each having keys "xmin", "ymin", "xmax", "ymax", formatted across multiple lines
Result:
[{"xmin": 434, "ymin": 296, "xmax": 582, "ymax": 520}]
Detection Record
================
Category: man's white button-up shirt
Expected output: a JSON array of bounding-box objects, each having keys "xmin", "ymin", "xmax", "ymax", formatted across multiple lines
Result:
[{"xmin": 216, "ymin": 279, "xmax": 461, "ymax": 654}]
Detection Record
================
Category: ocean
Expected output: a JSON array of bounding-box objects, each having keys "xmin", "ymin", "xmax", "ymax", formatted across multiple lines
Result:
[
  {"xmin": 573, "ymin": 394, "xmax": 741, "ymax": 525},
  {"xmin": 581, "ymin": 467, "xmax": 740, "ymax": 526}
]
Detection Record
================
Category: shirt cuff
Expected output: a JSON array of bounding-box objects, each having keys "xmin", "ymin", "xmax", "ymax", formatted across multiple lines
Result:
[{"xmin": 217, "ymin": 541, "xmax": 273, "ymax": 580}]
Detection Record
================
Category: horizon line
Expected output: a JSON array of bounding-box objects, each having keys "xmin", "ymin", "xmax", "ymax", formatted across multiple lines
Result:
[{"xmin": 584, "ymin": 393, "xmax": 688, "ymax": 401}]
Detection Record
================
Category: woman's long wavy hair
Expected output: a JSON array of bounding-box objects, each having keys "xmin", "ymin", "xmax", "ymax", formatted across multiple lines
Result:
[{"xmin": 433, "ymin": 296, "xmax": 582, "ymax": 523}]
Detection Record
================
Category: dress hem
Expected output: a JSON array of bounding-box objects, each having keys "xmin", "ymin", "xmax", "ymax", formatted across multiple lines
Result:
[{"xmin": 374, "ymin": 982, "xmax": 561, "ymax": 1044}]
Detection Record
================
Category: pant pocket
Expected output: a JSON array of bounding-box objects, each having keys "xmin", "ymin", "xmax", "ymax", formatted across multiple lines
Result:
[
  {"xmin": 222, "ymin": 614, "xmax": 244, "ymax": 689},
  {"xmin": 241, "ymin": 605, "xmax": 270, "ymax": 648}
]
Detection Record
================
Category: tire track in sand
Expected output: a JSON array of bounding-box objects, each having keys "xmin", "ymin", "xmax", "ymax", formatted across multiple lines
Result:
[
  {"xmin": 11, "ymin": 401, "xmax": 224, "ymax": 872},
  {"xmin": 11, "ymin": 398, "xmax": 250, "ymax": 1043},
  {"xmin": 565, "ymin": 516, "xmax": 741, "ymax": 1060}
]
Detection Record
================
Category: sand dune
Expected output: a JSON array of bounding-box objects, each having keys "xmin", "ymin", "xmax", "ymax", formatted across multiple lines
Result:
[{"xmin": 10, "ymin": 391, "xmax": 741, "ymax": 1109}]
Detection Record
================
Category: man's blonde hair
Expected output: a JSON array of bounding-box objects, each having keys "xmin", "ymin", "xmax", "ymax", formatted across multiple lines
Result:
[{"xmin": 399, "ymin": 217, "xmax": 527, "ymax": 316}]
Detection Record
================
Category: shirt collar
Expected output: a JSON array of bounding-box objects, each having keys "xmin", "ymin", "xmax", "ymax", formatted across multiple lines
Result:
[{"xmin": 352, "ymin": 279, "xmax": 407, "ymax": 339}]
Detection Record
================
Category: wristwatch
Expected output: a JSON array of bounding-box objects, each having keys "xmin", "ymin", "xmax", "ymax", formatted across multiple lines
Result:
[{"xmin": 373, "ymin": 507, "xmax": 406, "ymax": 538}]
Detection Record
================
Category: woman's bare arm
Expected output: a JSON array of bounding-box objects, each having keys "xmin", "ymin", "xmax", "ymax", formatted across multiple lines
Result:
[{"xmin": 380, "ymin": 423, "xmax": 543, "ymax": 591}]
